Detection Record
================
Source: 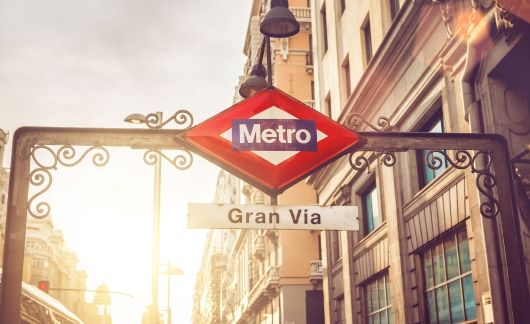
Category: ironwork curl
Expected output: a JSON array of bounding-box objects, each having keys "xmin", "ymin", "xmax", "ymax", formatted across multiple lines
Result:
[
  {"xmin": 425, "ymin": 150, "xmax": 499, "ymax": 218},
  {"xmin": 28, "ymin": 145, "xmax": 110, "ymax": 219},
  {"xmin": 349, "ymin": 153, "xmax": 371, "ymax": 174},
  {"xmin": 27, "ymin": 169, "xmax": 52, "ymax": 219},
  {"xmin": 143, "ymin": 148, "xmax": 193, "ymax": 170},
  {"xmin": 145, "ymin": 110, "xmax": 194, "ymax": 130},
  {"xmin": 377, "ymin": 152, "xmax": 397, "ymax": 167},
  {"xmin": 345, "ymin": 113, "xmax": 390, "ymax": 132}
]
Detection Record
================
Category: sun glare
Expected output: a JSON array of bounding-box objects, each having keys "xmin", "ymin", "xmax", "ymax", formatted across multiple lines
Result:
[{"xmin": 32, "ymin": 147, "xmax": 215, "ymax": 323}]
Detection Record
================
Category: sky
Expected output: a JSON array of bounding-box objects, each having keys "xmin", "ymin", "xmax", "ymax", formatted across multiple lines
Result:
[{"xmin": 0, "ymin": 0, "xmax": 253, "ymax": 323}]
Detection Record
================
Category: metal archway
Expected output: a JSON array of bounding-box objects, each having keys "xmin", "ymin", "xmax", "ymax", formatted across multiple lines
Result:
[{"xmin": 1, "ymin": 117, "xmax": 528, "ymax": 323}]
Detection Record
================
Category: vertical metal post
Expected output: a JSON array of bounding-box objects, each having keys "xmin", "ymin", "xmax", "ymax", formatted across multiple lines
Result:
[
  {"xmin": 167, "ymin": 261, "xmax": 172, "ymax": 324},
  {"xmin": 151, "ymin": 112, "xmax": 163, "ymax": 324},
  {"xmin": 0, "ymin": 132, "xmax": 31, "ymax": 324},
  {"xmin": 490, "ymin": 138, "xmax": 530, "ymax": 323},
  {"xmin": 266, "ymin": 36, "xmax": 273, "ymax": 87}
]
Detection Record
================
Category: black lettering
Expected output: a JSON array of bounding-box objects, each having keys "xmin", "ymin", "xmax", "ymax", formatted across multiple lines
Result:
[
  {"xmin": 256, "ymin": 212, "xmax": 266, "ymax": 223},
  {"xmin": 228, "ymin": 208, "xmax": 242, "ymax": 223},
  {"xmin": 269, "ymin": 212, "xmax": 279, "ymax": 223},
  {"xmin": 310, "ymin": 213, "xmax": 321, "ymax": 224},
  {"xmin": 245, "ymin": 212, "xmax": 253, "ymax": 223},
  {"xmin": 290, "ymin": 209, "xmax": 301, "ymax": 223}
]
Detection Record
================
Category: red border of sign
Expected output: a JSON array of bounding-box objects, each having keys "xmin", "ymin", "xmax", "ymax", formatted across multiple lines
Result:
[{"xmin": 180, "ymin": 87, "xmax": 360, "ymax": 196}]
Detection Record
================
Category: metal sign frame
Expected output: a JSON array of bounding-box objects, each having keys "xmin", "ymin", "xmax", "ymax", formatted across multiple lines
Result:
[{"xmin": 0, "ymin": 120, "xmax": 528, "ymax": 323}]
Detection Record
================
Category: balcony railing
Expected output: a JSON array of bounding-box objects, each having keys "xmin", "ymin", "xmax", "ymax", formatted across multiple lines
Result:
[
  {"xmin": 309, "ymin": 260, "xmax": 323, "ymax": 282},
  {"xmin": 290, "ymin": 7, "xmax": 311, "ymax": 22},
  {"xmin": 247, "ymin": 265, "xmax": 280, "ymax": 308}
]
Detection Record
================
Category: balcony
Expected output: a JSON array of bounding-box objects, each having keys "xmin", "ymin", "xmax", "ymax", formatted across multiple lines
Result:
[
  {"xmin": 247, "ymin": 265, "xmax": 280, "ymax": 309},
  {"xmin": 306, "ymin": 52, "xmax": 313, "ymax": 73},
  {"xmin": 309, "ymin": 260, "xmax": 323, "ymax": 285},
  {"xmin": 290, "ymin": 7, "xmax": 311, "ymax": 23},
  {"xmin": 253, "ymin": 234, "xmax": 265, "ymax": 260}
]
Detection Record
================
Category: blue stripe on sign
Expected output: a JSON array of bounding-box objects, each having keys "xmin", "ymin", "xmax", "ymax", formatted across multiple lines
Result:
[{"xmin": 232, "ymin": 119, "xmax": 317, "ymax": 151}]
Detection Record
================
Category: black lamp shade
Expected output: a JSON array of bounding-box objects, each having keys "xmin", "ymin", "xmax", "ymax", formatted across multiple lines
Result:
[
  {"xmin": 239, "ymin": 64, "xmax": 268, "ymax": 98},
  {"xmin": 260, "ymin": 0, "xmax": 300, "ymax": 38}
]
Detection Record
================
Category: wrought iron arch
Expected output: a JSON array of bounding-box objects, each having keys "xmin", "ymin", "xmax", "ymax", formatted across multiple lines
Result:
[{"xmin": 1, "ymin": 111, "xmax": 529, "ymax": 323}]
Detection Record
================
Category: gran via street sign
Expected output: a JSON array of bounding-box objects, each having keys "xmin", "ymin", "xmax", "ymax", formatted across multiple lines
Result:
[
  {"xmin": 181, "ymin": 87, "xmax": 360, "ymax": 196},
  {"xmin": 188, "ymin": 203, "xmax": 359, "ymax": 230}
]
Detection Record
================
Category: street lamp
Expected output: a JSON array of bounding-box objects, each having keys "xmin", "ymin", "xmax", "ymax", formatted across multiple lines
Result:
[
  {"xmin": 161, "ymin": 262, "xmax": 183, "ymax": 324},
  {"xmin": 124, "ymin": 111, "xmax": 163, "ymax": 324},
  {"xmin": 239, "ymin": 63, "xmax": 268, "ymax": 99},
  {"xmin": 260, "ymin": 0, "xmax": 300, "ymax": 38}
]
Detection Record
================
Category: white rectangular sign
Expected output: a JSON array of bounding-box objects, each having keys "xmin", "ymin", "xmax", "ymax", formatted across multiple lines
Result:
[{"xmin": 188, "ymin": 203, "xmax": 358, "ymax": 231}]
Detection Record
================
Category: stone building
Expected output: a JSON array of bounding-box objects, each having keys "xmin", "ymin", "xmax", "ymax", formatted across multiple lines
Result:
[
  {"xmin": 193, "ymin": 1, "xmax": 325, "ymax": 323},
  {"xmin": 309, "ymin": 0, "xmax": 530, "ymax": 323},
  {"xmin": 0, "ymin": 130, "xmax": 8, "ymax": 269}
]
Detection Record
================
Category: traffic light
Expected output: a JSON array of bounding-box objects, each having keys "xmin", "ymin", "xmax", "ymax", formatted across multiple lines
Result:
[{"xmin": 37, "ymin": 280, "xmax": 49, "ymax": 293}]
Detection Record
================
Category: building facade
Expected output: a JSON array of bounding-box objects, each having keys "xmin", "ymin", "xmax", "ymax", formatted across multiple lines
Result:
[
  {"xmin": 193, "ymin": 1, "xmax": 326, "ymax": 323},
  {"xmin": 309, "ymin": 0, "xmax": 530, "ymax": 324},
  {"xmin": 0, "ymin": 130, "xmax": 8, "ymax": 269},
  {"xmin": 22, "ymin": 217, "xmax": 88, "ymax": 317}
]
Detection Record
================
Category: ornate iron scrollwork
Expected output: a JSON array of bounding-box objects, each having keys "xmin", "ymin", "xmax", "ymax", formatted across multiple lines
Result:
[
  {"xmin": 145, "ymin": 110, "xmax": 194, "ymax": 130},
  {"xmin": 143, "ymin": 148, "xmax": 193, "ymax": 171},
  {"xmin": 139, "ymin": 110, "xmax": 195, "ymax": 170},
  {"xmin": 348, "ymin": 147, "xmax": 499, "ymax": 219},
  {"xmin": 377, "ymin": 152, "xmax": 397, "ymax": 167},
  {"xmin": 349, "ymin": 153, "xmax": 371, "ymax": 173},
  {"xmin": 348, "ymin": 151, "xmax": 398, "ymax": 174},
  {"xmin": 345, "ymin": 113, "xmax": 391, "ymax": 132},
  {"xmin": 28, "ymin": 145, "xmax": 110, "ymax": 219},
  {"xmin": 425, "ymin": 150, "xmax": 499, "ymax": 218}
]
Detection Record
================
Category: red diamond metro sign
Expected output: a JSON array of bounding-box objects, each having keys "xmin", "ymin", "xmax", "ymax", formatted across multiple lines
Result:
[{"xmin": 180, "ymin": 87, "xmax": 360, "ymax": 196}]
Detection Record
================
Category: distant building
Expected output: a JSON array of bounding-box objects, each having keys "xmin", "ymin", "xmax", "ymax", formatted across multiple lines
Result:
[
  {"xmin": 193, "ymin": 170, "xmax": 240, "ymax": 324},
  {"xmin": 22, "ymin": 218, "xmax": 88, "ymax": 317},
  {"xmin": 193, "ymin": 1, "xmax": 324, "ymax": 323}
]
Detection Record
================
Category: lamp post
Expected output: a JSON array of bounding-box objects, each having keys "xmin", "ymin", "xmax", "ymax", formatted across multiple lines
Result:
[
  {"xmin": 161, "ymin": 262, "xmax": 183, "ymax": 324},
  {"xmin": 239, "ymin": 0, "xmax": 299, "ymax": 99},
  {"xmin": 124, "ymin": 111, "xmax": 163, "ymax": 324}
]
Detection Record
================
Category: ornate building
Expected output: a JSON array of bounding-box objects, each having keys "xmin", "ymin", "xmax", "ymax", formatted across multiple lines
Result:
[
  {"xmin": 0, "ymin": 130, "xmax": 8, "ymax": 269},
  {"xmin": 193, "ymin": 1, "xmax": 325, "ymax": 323},
  {"xmin": 309, "ymin": 0, "xmax": 530, "ymax": 323}
]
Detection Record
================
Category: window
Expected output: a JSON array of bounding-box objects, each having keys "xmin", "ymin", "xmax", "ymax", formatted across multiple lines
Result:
[
  {"xmin": 330, "ymin": 230, "xmax": 341, "ymax": 264},
  {"xmin": 363, "ymin": 183, "xmax": 380, "ymax": 234},
  {"xmin": 307, "ymin": 34, "xmax": 314, "ymax": 66},
  {"xmin": 321, "ymin": 4, "xmax": 329, "ymax": 54},
  {"xmin": 334, "ymin": 295, "xmax": 345, "ymax": 324},
  {"xmin": 366, "ymin": 273, "xmax": 393, "ymax": 323},
  {"xmin": 389, "ymin": 0, "xmax": 400, "ymax": 21},
  {"xmin": 339, "ymin": 0, "xmax": 346, "ymax": 15},
  {"xmin": 418, "ymin": 111, "xmax": 447, "ymax": 187},
  {"xmin": 422, "ymin": 230, "xmax": 477, "ymax": 323},
  {"xmin": 32, "ymin": 257, "xmax": 48, "ymax": 268},
  {"xmin": 362, "ymin": 15, "xmax": 373, "ymax": 65},
  {"xmin": 325, "ymin": 93, "xmax": 332, "ymax": 117},
  {"xmin": 342, "ymin": 56, "xmax": 352, "ymax": 101}
]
